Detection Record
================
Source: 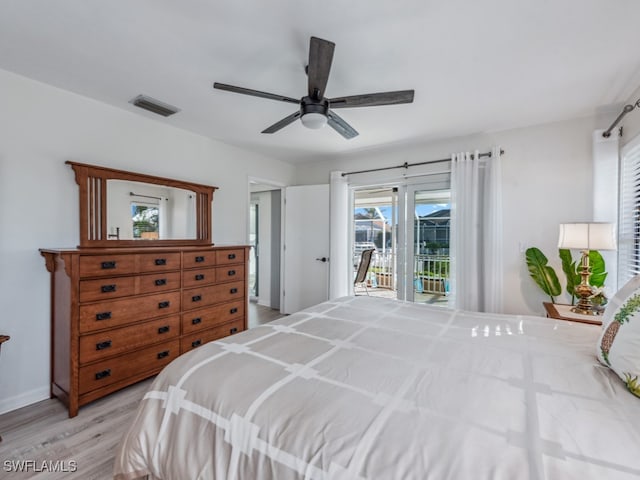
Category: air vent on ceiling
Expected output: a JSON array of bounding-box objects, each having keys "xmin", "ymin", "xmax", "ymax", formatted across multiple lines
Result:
[{"xmin": 129, "ymin": 95, "xmax": 180, "ymax": 117}]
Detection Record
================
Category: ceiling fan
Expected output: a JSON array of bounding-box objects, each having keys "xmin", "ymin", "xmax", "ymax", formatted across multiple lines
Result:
[{"xmin": 213, "ymin": 37, "xmax": 415, "ymax": 139}]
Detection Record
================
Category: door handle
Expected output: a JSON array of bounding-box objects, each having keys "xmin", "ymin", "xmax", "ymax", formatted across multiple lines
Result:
[{"xmin": 315, "ymin": 257, "xmax": 329, "ymax": 263}]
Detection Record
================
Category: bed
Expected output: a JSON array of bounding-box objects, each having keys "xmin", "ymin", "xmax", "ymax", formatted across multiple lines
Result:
[{"xmin": 113, "ymin": 295, "xmax": 640, "ymax": 480}]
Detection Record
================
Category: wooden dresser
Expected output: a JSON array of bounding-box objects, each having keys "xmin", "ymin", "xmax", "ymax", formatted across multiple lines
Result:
[{"xmin": 41, "ymin": 245, "xmax": 248, "ymax": 417}]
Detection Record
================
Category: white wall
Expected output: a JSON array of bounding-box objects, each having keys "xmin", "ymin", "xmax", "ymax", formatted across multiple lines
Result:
[
  {"xmin": 621, "ymin": 84, "xmax": 640, "ymax": 147},
  {"xmin": 295, "ymin": 114, "xmax": 617, "ymax": 316},
  {"xmin": 0, "ymin": 69, "xmax": 295, "ymax": 414}
]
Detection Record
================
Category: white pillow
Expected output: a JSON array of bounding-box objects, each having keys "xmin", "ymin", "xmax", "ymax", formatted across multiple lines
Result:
[{"xmin": 596, "ymin": 277, "xmax": 640, "ymax": 398}]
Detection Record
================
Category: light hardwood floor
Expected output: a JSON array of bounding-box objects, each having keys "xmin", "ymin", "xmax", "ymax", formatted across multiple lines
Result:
[
  {"xmin": 0, "ymin": 303, "xmax": 286, "ymax": 479},
  {"xmin": 0, "ymin": 378, "xmax": 152, "ymax": 479}
]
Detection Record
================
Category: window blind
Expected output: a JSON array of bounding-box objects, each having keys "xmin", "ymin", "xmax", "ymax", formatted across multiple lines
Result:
[{"xmin": 619, "ymin": 137, "xmax": 640, "ymax": 284}]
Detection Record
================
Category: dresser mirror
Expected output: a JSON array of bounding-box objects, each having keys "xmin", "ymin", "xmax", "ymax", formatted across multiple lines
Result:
[{"xmin": 67, "ymin": 161, "xmax": 217, "ymax": 247}]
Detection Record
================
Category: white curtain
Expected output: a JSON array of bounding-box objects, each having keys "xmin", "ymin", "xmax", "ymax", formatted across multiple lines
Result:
[
  {"xmin": 329, "ymin": 171, "xmax": 350, "ymax": 299},
  {"xmin": 450, "ymin": 146, "xmax": 503, "ymax": 312},
  {"xmin": 592, "ymin": 129, "xmax": 619, "ymax": 291}
]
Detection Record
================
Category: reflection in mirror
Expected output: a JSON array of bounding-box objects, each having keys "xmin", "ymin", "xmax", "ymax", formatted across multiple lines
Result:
[{"xmin": 107, "ymin": 180, "xmax": 197, "ymax": 240}]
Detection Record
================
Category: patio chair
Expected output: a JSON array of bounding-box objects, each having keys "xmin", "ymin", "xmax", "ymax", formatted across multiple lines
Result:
[{"xmin": 354, "ymin": 248, "xmax": 375, "ymax": 295}]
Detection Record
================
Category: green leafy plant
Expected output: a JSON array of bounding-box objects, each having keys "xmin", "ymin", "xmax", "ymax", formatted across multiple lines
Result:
[
  {"xmin": 559, "ymin": 249, "xmax": 607, "ymax": 305},
  {"xmin": 525, "ymin": 247, "xmax": 562, "ymax": 303},
  {"xmin": 526, "ymin": 247, "xmax": 608, "ymax": 304},
  {"xmin": 559, "ymin": 248, "xmax": 580, "ymax": 304}
]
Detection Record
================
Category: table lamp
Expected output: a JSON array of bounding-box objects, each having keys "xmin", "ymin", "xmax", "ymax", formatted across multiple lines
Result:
[{"xmin": 557, "ymin": 222, "xmax": 617, "ymax": 315}]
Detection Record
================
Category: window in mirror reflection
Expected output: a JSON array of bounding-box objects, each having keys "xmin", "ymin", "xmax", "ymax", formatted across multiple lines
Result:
[
  {"xmin": 107, "ymin": 179, "xmax": 198, "ymax": 240},
  {"xmin": 132, "ymin": 202, "xmax": 160, "ymax": 239}
]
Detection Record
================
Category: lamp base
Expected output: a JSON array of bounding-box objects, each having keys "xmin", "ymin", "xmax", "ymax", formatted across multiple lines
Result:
[
  {"xmin": 570, "ymin": 304, "xmax": 600, "ymax": 316},
  {"xmin": 572, "ymin": 252, "xmax": 599, "ymax": 315}
]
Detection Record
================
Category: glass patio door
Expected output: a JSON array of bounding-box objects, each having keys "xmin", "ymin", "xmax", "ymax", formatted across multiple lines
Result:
[{"xmin": 404, "ymin": 185, "xmax": 451, "ymax": 304}]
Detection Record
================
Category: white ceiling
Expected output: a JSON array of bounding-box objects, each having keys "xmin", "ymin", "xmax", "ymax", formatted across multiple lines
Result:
[{"xmin": 2, "ymin": 0, "xmax": 640, "ymax": 164}]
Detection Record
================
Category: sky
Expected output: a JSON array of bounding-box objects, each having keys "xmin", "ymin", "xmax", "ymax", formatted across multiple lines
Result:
[{"xmin": 356, "ymin": 203, "xmax": 449, "ymax": 224}]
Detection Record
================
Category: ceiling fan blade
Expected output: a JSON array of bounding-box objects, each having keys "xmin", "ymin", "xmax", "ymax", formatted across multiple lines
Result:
[
  {"xmin": 329, "ymin": 90, "xmax": 414, "ymax": 108},
  {"xmin": 327, "ymin": 110, "xmax": 358, "ymax": 139},
  {"xmin": 213, "ymin": 82, "xmax": 299, "ymax": 105},
  {"xmin": 307, "ymin": 37, "xmax": 335, "ymax": 100},
  {"xmin": 261, "ymin": 110, "xmax": 302, "ymax": 134}
]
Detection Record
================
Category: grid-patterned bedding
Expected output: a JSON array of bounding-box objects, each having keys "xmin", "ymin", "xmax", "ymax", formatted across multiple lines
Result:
[{"xmin": 113, "ymin": 296, "xmax": 640, "ymax": 480}]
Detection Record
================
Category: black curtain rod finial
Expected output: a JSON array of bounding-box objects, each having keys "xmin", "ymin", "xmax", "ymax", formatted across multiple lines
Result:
[{"xmin": 602, "ymin": 101, "xmax": 639, "ymax": 138}]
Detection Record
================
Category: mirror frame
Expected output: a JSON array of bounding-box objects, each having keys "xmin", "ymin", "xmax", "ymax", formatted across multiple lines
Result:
[{"xmin": 67, "ymin": 161, "xmax": 217, "ymax": 247}]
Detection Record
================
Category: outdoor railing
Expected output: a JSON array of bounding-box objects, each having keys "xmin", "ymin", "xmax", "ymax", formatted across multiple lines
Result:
[{"xmin": 354, "ymin": 251, "xmax": 450, "ymax": 295}]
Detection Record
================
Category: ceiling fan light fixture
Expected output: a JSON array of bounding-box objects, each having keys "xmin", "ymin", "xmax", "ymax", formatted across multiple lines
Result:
[{"xmin": 300, "ymin": 112, "xmax": 328, "ymax": 129}]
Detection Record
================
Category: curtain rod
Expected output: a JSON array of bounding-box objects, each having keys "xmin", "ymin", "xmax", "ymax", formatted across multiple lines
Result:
[
  {"xmin": 130, "ymin": 192, "xmax": 163, "ymax": 201},
  {"xmin": 341, "ymin": 148, "xmax": 505, "ymax": 177},
  {"xmin": 602, "ymin": 99, "xmax": 640, "ymax": 138}
]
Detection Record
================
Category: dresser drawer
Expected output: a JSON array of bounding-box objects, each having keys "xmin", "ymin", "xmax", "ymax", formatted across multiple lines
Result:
[
  {"xmin": 181, "ymin": 319, "xmax": 244, "ymax": 353},
  {"xmin": 182, "ymin": 280, "xmax": 244, "ymax": 311},
  {"xmin": 138, "ymin": 271, "xmax": 181, "ymax": 294},
  {"xmin": 138, "ymin": 252, "xmax": 181, "ymax": 272},
  {"xmin": 182, "ymin": 300, "xmax": 245, "ymax": 334},
  {"xmin": 183, "ymin": 251, "xmax": 217, "ymax": 269},
  {"xmin": 182, "ymin": 266, "xmax": 217, "ymax": 288},
  {"xmin": 216, "ymin": 248, "xmax": 245, "ymax": 265},
  {"xmin": 215, "ymin": 265, "xmax": 245, "ymax": 283},
  {"xmin": 79, "ymin": 291, "xmax": 181, "ymax": 333},
  {"xmin": 79, "ymin": 315, "xmax": 180, "ymax": 365},
  {"xmin": 79, "ymin": 254, "xmax": 136, "ymax": 278},
  {"xmin": 78, "ymin": 339, "xmax": 179, "ymax": 395},
  {"xmin": 79, "ymin": 277, "xmax": 136, "ymax": 302}
]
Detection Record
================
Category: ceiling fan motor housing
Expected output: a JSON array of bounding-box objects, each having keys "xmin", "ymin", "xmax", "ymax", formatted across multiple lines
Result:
[
  {"xmin": 300, "ymin": 97, "xmax": 329, "ymax": 129},
  {"xmin": 301, "ymin": 97, "xmax": 329, "ymax": 116}
]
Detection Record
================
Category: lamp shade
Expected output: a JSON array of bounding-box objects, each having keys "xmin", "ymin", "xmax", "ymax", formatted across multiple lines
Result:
[{"xmin": 558, "ymin": 223, "xmax": 617, "ymax": 250}]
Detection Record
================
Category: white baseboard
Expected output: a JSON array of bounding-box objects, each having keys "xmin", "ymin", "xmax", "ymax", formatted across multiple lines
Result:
[{"xmin": 0, "ymin": 386, "xmax": 50, "ymax": 415}]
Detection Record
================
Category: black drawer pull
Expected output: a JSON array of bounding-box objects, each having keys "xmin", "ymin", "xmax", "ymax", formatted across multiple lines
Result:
[
  {"xmin": 195, "ymin": 256, "xmax": 205, "ymax": 263},
  {"xmin": 95, "ymin": 369, "xmax": 111, "ymax": 380},
  {"xmin": 195, "ymin": 274, "xmax": 205, "ymax": 281},
  {"xmin": 228, "ymin": 253, "xmax": 236, "ymax": 260},
  {"xmin": 101, "ymin": 261, "xmax": 116, "ymax": 269},
  {"xmin": 192, "ymin": 295, "xmax": 202, "ymax": 302},
  {"xmin": 230, "ymin": 288, "xmax": 238, "ymax": 294},
  {"xmin": 230, "ymin": 327, "xmax": 238, "ymax": 334},
  {"xmin": 96, "ymin": 340, "xmax": 112, "ymax": 351},
  {"xmin": 101, "ymin": 284, "xmax": 117, "ymax": 293},
  {"xmin": 192, "ymin": 317, "xmax": 202, "ymax": 325},
  {"xmin": 230, "ymin": 307, "xmax": 238, "ymax": 314},
  {"xmin": 158, "ymin": 301, "xmax": 170, "ymax": 309},
  {"xmin": 158, "ymin": 326, "xmax": 170, "ymax": 334},
  {"xmin": 154, "ymin": 258, "xmax": 167, "ymax": 266},
  {"xmin": 192, "ymin": 340, "xmax": 202, "ymax": 348},
  {"xmin": 227, "ymin": 270, "xmax": 236, "ymax": 276},
  {"xmin": 96, "ymin": 311, "xmax": 112, "ymax": 321},
  {"xmin": 155, "ymin": 278, "xmax": 167, "ymax": 286},
  {"xmin": 157, "ymin": 350, "xmax": 170, "ymax": 359}
]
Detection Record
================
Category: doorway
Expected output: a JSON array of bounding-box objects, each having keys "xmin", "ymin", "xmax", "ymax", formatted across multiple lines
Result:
[
  {"xmin": 352, "ymin": 181, "xmax": 450, "ymax": 304},
  {"xmin": 248, "ymin": 181, "xmax": 283, "ymax": 327}
]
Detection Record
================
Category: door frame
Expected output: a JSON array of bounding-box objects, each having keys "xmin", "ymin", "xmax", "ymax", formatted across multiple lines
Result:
[
  {"xmin": 248, "ymin": 176, "xmax": 286, "ymax": 313},
  {"xmin": 349, "ymin": 178, "xmax": 451, "ymax": 303}
]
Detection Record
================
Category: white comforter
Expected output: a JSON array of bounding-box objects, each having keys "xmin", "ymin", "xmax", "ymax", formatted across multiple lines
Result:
[{"xmin": 113, "ymin": 296, "xmax": 640, "ymax": 480}]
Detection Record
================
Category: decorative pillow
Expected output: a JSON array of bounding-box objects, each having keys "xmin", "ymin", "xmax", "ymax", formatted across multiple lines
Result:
[
  {"xmin": 597, "ymin": 289, "xmax": 640, "ymax": 397},
  {"xmin": 598, "ymin": 275, "xmax": 640, "ymax": 329}
]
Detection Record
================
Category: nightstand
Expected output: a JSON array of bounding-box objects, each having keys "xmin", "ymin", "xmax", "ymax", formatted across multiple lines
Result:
[{"xmin": 543, "ymin": 302, "xmax": 602, "ymax": 325}]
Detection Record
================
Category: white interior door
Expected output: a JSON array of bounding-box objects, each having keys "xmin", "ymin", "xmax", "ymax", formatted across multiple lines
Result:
[{"xmin": 283, "ymin": 184, "xmax": 330, "ymax": 313}]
